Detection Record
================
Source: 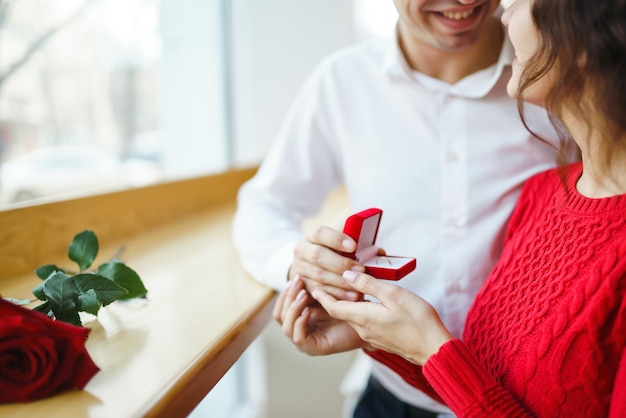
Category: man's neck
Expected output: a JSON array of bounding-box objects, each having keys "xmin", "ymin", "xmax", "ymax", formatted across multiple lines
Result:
[{"xmin": 398, "ymin": 18, "xmax": 504, "ymax": 84}]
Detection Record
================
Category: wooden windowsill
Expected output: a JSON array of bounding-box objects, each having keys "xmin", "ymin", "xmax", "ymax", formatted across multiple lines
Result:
[{"xmin": 0, "ymin": 168, "xmax": 276, "ymax": 418}]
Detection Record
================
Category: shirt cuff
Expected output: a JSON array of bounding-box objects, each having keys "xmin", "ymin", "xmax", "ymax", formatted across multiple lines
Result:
[
  {"xmin": 262, "ymin": 241, "xmax": 298, "ymax": 291},
  {"xmin": 422, "ymin": 339, "xmax": 499, "ymax": 414}
]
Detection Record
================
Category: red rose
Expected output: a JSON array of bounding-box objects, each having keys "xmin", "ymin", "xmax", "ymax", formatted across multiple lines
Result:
[{"xmin": 0, "ymin": 298, "xmax": 100, "ymax": 403}]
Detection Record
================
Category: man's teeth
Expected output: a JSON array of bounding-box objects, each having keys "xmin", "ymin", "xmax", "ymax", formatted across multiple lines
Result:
[{"xmin": 441, "ymin": 9, "xmax": 475, "ymax": 20}]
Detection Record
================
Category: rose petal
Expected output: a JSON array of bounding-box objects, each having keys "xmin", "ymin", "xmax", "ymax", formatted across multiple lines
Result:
[{"xmin": 0, "ymin": 299, "xmax": 100, "ymax": 403}]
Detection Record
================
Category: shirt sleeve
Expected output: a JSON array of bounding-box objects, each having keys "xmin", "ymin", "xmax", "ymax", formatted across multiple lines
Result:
[{"xmin": 232, "ymin": 63, "xmax": 342, "ymax": 291}]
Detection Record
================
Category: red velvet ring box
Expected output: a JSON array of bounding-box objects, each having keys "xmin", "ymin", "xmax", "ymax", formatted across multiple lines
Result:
[{"xmin": 342, "ymin": 208, "xmax": 416, "ymax": 280}]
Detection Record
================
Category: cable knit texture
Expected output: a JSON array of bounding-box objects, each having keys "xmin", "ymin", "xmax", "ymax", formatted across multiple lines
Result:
[{"xmin": 366, "ymin": 162, "xmax": 626, "ymax": 417}]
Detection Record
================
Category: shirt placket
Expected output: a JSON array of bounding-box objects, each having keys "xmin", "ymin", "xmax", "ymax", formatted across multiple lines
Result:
[{"xmin": 440, "ymin": 92, "xmax": 470, "ymax": 338}]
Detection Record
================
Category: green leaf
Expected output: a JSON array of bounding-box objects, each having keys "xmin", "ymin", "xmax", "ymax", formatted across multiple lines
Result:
[
  {"xmin": 97, "ymin": 261, "xmax": 147, "ymax": 300},
  {"xmin": 26, "ymin": 230, "xmax": 147, "ymax": 326},
  {"xmin": 43, "ymin": 271, "xmax": 79, "ymax": 321},
  {"xmin": 35, "ymin": 264, "xmax": 64, "ymax": 280},
  {"xmin": 55, "ymin": 309, "xmax": 82, "ymax": 326},
  {"xmin": 33, "ymin": 301, "xmax": 52, "ymax": 316},
  {"xmin": 68, "ymin": 230, "xmax": 99, "ymax": 271},
  {"xmin": 73, "ymin": 273, "xmax": 127, "ymax": 306},
  {"xmin": 77, "ymin": 289, "xmax": 101, "ymax": 315},
  {"xmin": 32, "ymin": 281, "xmax": 47, "ymax": 301}
]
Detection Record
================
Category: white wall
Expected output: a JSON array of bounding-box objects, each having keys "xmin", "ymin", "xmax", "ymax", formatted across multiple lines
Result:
[{"xmin": 230, "ymin": 0, "xmax": 356, "ymax": 167}]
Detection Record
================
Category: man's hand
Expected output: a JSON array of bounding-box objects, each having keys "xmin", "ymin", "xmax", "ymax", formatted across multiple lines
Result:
[
  {"xmin": 289, "ymin": 225, "xmax": 365, "ymax": 300},
  {"xmin": 273, "ymin": 275, "xmax": 369, "ymax": 355}
]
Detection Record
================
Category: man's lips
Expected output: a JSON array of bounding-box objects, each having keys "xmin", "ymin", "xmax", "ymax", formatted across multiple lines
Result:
[
  {"xmin": 431, "ymin": 4, "xmax": 485, "ymax": 31},
  {"xmin": 440, "ymin": 8, "xmax": 476, "ymax": 21}
]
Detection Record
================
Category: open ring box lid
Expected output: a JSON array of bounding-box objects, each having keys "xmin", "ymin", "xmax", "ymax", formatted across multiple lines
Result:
[{"xmin": 342, "ymin": 208, "xmax": 416, "ymax": 280}]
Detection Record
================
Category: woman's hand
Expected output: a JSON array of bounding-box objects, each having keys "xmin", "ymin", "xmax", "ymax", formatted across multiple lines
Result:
[
  {"xmin": 273, "ymin": 275, "xmax": 370, "ymax": 355},
  {"xmin": 311, "ymin": 270, "xmax": 453, "ymax": 365}
]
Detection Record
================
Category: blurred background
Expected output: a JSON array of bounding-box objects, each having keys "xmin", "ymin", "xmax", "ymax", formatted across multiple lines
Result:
[
  {"xmin": 0, "ymin": 0, "xmax": 396, "ymax": 207},
  {"xmin": 0, "ymin": 0, "xmax": 398, "ymax": 416}
]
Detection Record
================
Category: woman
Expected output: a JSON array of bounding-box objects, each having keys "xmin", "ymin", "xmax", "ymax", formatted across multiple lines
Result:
[{"xmin": 276, "ymin": 0, "xmax": 626, "ymax": 416}]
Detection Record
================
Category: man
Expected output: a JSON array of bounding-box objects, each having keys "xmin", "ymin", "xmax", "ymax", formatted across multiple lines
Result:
[{"xmin": 233, "ymin": 0, "xmax": 558, "ymax": 416}]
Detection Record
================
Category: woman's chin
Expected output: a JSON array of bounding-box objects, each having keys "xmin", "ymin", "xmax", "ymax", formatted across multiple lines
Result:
[{"xmin": 506, "ymin": 79, "xmax": 520, "ymax": 100}]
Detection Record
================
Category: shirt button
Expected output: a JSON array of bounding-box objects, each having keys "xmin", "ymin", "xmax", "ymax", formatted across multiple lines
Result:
[
  {"xmin": 447, "ymin": 152, "xmax": 460, "ymax": 162},
  {"xmin": 447, "ymin": 283, "xmax": 462, "ymax": 293},
  {"xmin": 448, "ymin": 216, "xmax": 465, "ymax": 228}
]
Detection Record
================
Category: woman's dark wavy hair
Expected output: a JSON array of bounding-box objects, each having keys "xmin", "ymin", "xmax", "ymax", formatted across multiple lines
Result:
[{"xmin": 518, "ymin": 0, "xmax": 626, "ymax": 169}]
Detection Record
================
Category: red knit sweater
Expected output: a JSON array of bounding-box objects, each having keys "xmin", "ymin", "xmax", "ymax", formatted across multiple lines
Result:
[{"xmin": 367, "ymin": 163, "xmax": 626, "ymax": 417}]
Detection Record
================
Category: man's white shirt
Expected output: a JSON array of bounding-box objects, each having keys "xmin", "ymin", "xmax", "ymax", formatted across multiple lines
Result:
[{"xmin": 232, "ymin": 28, "xmax": 559, "ymax": 414}]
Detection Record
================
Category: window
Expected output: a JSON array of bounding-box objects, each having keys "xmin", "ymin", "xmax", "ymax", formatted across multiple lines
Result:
[
  {"xmin": 0, "ymin": 0, "xmax": 398, "ymax": 416},
  {"xmin": 0, "ymin": 0, "xmax": 233, "ymax": 207},
  {"xmin": 0, "ymin": 0, "xmax": 396, "ymax": 209},
  {"xmin": 0, "ymin": 0, "xmax": 166, "ymax": 205}
]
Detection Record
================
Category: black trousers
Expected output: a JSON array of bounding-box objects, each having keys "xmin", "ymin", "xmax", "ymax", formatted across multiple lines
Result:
[{"xmin": 353, "ymin": 376, "xmax": 441, "ymax": 418}]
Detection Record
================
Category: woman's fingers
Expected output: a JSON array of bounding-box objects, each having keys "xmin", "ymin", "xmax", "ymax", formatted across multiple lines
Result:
[{"xmin": 342, "ymin": 270, "xmax": 396, "ymax": 301}]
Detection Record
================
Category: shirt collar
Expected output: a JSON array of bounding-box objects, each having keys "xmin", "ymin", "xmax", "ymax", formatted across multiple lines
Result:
[
  {"xmin": 381, "ymin": 21, "xmax": 514, "ymax": 98},
  {"xmin": 449, "ymin": 31, "xmax": 514, "ymax": 98},
  {"xmin": 381, "ymin": 24, "xmax": 412, "ymax": 81}
]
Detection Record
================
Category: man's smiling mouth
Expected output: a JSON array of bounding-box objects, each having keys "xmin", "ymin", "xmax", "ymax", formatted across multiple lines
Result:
[{"xmin": 440, "ymin": 8, "xmax": 476, "ymax": 21}]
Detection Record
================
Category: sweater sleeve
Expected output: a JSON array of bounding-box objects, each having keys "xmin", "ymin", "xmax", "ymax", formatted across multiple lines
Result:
[
  {"xmin": 423, "ymin": 339, "xmax": 533, "ymax": 418},
  {"xmin": 610, "ymin": 348, "xmax": 626, "ymax": 417},
  {"xmin": 609, "ymin": 290, "xmax": 626, "ymax": 418},
  {"xmin": 365, "ymin": 349, "xmax": 444, "ymax": 404},
  {"xmin": 366, "ymin": 341, "xmax": 534, "ymax": 417}
]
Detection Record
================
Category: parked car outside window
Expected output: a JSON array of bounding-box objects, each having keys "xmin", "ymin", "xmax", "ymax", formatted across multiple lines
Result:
[{"xmin": 0, "ymin": 146, "xmax": 162, "ymax": 206}]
